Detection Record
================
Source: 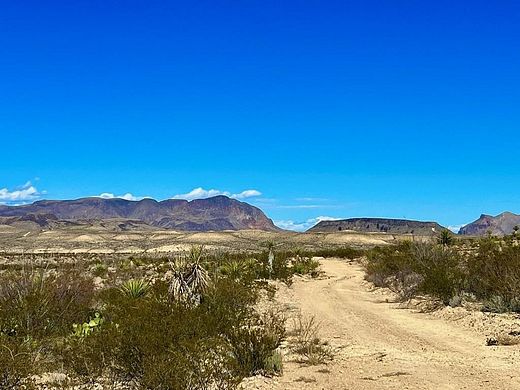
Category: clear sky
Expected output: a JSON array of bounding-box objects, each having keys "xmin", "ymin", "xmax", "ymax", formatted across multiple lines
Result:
[{"xmin": 1, "ymin": 1, "xmax": 519, "ymax": 231}]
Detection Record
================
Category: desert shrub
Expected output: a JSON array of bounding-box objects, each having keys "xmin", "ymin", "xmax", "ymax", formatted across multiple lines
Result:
[
  {"xmin": 226, "ymin": 310, "xmax": 285, "ymax": 376},
  {"xmin": 291, "ymin": 256, "xmax": 320, "ymax": 277},
  {"xmin": 62, "ymin": 269, "xmax": 284, "ymax": 387},
  {"xmin": 289, "ymin": 314, "xmax": 332, "ymax": 365},
  {"xmin": 365, "ymin": 242, "xmax": 463, "ymax": 303},
  {"xmin": 0, "ymin": 248, "xmax": 291, "ymax": 386},
  {"xmin": 411, "ymin": 243, "xmax": 464, "ymax": 303},
  {"xmin": 365, "ymin": 242, "xmax": 414, "ymax": 287},
  {"xmin": 0, "ymin": 265, "xmax": 95, "ymax": 385},
  {"xmin": 62, "ymin": 282, "xmax": 239, "ymax": 388},
  {"xmin": 466, "ymin": 237, "xmax": 520, "ymax": 311},
  {"xmin": 263, "ymin": 350, "xmax": 283, "ymax": 374},
  {"xmin": 365, "ymin": 236, "xmax": 520, "ymax": 311},
  {"xmin": 0, "ymin": 265, "xmax": 95, "ymax": 339},
  {"xmin": 251, "ymin": 251, "xmax": 293, "ymax": 283}
]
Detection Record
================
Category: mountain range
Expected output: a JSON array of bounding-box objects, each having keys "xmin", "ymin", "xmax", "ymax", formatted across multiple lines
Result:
[
  {"xmin": 458, "ymin": 212, "xmax": 520, "ymax": 236},
  {"xmin": 1, "ymin": 196, "xmax": 518, "ymax": 236},
  {"xmin": 0, "ymin": 196, "xmax": 279, "ymax": 232}
]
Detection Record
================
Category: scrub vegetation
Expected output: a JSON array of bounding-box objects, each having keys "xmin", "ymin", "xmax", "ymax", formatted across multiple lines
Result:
[
  {"xmin": 0, "ymin": 245, "xmax": 346, "ymax": 389},
  {"xmin": 364, "ymin": 232, "xmax": 520, "ymax": 312}
]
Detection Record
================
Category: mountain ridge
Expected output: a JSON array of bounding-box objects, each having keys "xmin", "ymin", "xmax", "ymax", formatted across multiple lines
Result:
[
  {"xmin": 308, "ymin": 217, "xmax": 445, "ymax": 235},
  {"xmin": 0, "ymin": 196, "xmax": 279, "ymax": 232},
  {"xmin": 459, "ymin": 212, "xmax": 520, "ymax": 236}
]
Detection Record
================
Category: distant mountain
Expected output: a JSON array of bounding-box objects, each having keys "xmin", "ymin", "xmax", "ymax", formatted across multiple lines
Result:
[
  {"xmin": 459, "ymin": 212, "xmax": 520, "ymax": 236},
  {"xmin": 0, "ymin": 196, "xmax": 279, "ymax": 232},
  {"xmin": 308, "ymin": 217, "xmax": 445, "ymax": 235}
]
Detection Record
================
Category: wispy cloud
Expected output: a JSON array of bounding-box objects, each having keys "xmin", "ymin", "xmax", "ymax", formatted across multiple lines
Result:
[
  {"xmin": 295, "ymin": 197, "xmax": 330, "ymax": 202},
  {"xmin": 97, "ymin": 193, "xmax": 142, "ymax": 201},
  {"xmin": 0, "ymin": 181, "xmax": 42, "ymax": 205},
  {"xmin": 275, "ymin": 216, "xmax": 342, "ymax": 232},
  {"xmin": 172, "ymin": 187, "xmax": 262, "ymax": 201}
]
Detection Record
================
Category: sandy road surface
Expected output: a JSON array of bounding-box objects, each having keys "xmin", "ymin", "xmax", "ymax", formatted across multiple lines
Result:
[{"xmin": 247, "ymin": 259, "xmax": 520, "ymax": 389}]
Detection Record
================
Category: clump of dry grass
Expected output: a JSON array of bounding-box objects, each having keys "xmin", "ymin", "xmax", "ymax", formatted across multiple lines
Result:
[{"xmin": 289, "ymin": 314, "xmax": 333, "ymax": 365}]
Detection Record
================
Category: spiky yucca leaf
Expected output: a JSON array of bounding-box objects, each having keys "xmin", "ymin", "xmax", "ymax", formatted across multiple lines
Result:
[
  {"xmin": 168, "ymin": 271, "xmax": 191, "ymax": 301},
  {"xmin": 185, "ymin": 263, "xmax": 209, "ymax": 294},
  {"xmin": 220, "ymin": 260, "xmax": 248, "ymax": 281},
  {"xmin": 119, "ymin": 279, "xmax": 150, "ymax": 299}
]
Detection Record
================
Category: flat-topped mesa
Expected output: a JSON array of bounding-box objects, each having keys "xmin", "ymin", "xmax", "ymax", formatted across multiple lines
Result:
[
  {"xmin": 0, "ymin": 195, "xmax": 279, "ymax": 232},
  {"xmin": 308, "ymin": 217, "xmax": 445, "ymax": 235},
  {"xmin": 459, "ymin": 212, "xmax": 520, "ymax": 236}
]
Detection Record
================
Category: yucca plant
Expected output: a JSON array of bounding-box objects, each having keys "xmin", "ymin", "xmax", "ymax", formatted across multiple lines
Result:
[
  {"xmin": 168, "ymin": 246, "xmax": 210, "ymax": 303},
  {"xmin": 220, "ymin": 260, "xmax": 248, "ymax": 281},
  {"xmin": 185, "ymin": 262, "xmax": 209, "ymax": 294},
  {"xmin": 119, "ymin": 279, "xmax": 150, "ymax": 299},
  {"xmin": 437, "ymin": 229, "xmax": 454, "ymax": 247},
  {"xmin": 168, "ymin": 269, "xmax": 191, "ymax": 301}
]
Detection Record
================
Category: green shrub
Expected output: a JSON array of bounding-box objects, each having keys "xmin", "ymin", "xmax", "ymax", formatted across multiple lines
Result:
[
  {"xmin": 0, "ymin": 266, "xmax": 94, "ymax": 338},
  {"xmin": 467, "ymin": 237, "xmax": 520, "ymax": 310},
  {"xmin": 365, "ymin": 242, "xmax": 464, "ymax": 303},
  {"xmin": 61, "ymin": 273, "xmax": 283, "ymax": 387},
  {"xmin": 227, "ymin": 311, "xmax": 285, "ymax": 376},
  {"xmin": 365, "ymin": 237, "xmax": 520, "ymax": 311},
  {"xmin": 291, "ymin": 256, "xmax": 320, "ymax": 277},
  {"xmin": 411, "ymin": 243, "xmax": 463, "ymax": 303}
]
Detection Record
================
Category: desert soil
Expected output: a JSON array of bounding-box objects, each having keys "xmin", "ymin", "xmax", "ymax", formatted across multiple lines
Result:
[{"xmin": 242, "ymin": 258, "xmax": 520, "ymax": 389}]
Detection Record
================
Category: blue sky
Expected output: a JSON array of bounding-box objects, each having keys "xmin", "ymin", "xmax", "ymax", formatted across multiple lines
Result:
[{"xmin": 1, "ymin": 1, "xmax": 519, "ymax": 231}]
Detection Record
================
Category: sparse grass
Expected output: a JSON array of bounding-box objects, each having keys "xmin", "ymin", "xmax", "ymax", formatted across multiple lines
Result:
[{"xmin": 289, "ymin": 314, "xmax": 333, "ymax": 365}]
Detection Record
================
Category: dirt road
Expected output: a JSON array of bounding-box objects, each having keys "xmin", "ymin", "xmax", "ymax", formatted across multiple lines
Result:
[{"xmin": 246, "ymin": 259, "xmax": 520, "ymax": 389}]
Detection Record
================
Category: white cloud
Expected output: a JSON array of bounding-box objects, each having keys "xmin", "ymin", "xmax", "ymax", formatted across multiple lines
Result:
[
  {"xmin": 447, "ymin": 224, "xmax": 464, "ymax": 233},
  {"xmin": 232, "ymin": 189, "xmax": 262, "ymax": 199},
  {"xmin": 275, "ymin": 216, "xmax": 342, "ymax": 232},
  {"xmin": 172, "ymin": 187, "xmax": 262, "ymax": 201},
  {"xmin": 172, "ymin": 188, "xmax": 225, "ymax": 200},
  {"xmin": 0, "ymin": 181, "xmax": 41, "ymax": 204},
  {"xmin": 97, "ymin": 193, "xmax": 141, "ymax": 201}
]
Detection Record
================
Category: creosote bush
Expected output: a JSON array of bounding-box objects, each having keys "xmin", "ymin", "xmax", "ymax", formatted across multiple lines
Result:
[
  {"xmin": 0, "ymin": 265, "xmax": 95, "ymax": 388},
  {"xmin": 365, "ymin": 235, "xmax": 520, "ymax": 311}
]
